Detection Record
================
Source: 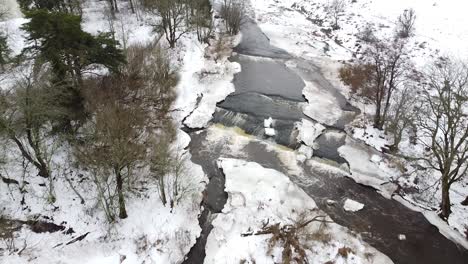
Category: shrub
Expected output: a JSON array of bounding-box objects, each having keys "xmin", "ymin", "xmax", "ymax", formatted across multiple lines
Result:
[
  {"xmin": 338, "ymin": 63, "xmax": 373, "ymax": 94},
  {"xmin": 396, "ymin": 9, "xmax": 416, "ymax": 38},
  {"xmin": 220, "ymin": 0, "xmax": 244, "ymax": 35}
]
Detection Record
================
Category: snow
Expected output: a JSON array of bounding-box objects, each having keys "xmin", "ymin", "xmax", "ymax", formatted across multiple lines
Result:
[
  {"xmin": 263, "ymin": 117, "xmax": 276, "ymax": 136},
  {"xmin": 181, "ymin": 54, "xmax": 241, "ymax": 128},
  {"xmin": 251, "ymin": 0, "xmax": 468, "ymax": 65},
  {"xmin": 264, "ymin": 127, "xmax": 276, "ymax": 137},
  {"xmin": 343, "ymin": 199, "xmax": 365, "ymax": 212},
  {"xmin": 352, "ymin": 125, "xmax": 391, "ymax": 151},
  {"xmin": 302, "ymin": 81, "xmax": 343, "ymax": 126},
  {"xmin": 205, "ymin": 158, "xmax": 393, "ymax": 264},
  {"xmin": 263, "ymin": 117, "xmax": 273, "ymax": 128},
  {"xmin": 0, "ymin": 129, "xmax": 206, "ymax": 264},
  {"xmin": 296, "ymin": 119, "xmax": 325, "ymax": 147},
  {"xmin": 338, "ymin": 136, "xmax": 399, "ymax": 199}
]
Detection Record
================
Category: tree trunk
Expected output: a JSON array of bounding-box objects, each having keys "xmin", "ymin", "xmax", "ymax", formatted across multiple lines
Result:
[
  {"xmin": 159, "ymin": 177, "xmax": 167, "ymax": 206},
  {"xmin": 439, "ymin": 178, "xmax": 451, "ymax": 220},
  {"xmin": 374, "ymin": 112, "xmax": 382, "ymax": 129},
  {"xmin": 129, "ymin": 0, "xmax": 135, "ymax": 14},
  {"xmin": 373, "ymin": 97, "xmax": 383, "ymax": 129},
  {"xmin": 390, "ymin": 129, "xmax": 403, "ymax": 153},
  {"xmin": 115, "ymin": 168, "xmax": 128, "ymax": 219}
]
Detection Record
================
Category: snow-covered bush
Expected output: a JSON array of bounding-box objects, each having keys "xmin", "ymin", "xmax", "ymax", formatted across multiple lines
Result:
[{"xmin": 396, "ymin": 8, "xmax": 416, "ymax": 38}]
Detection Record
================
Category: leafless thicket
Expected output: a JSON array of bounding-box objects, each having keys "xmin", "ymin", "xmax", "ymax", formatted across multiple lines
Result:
[
  {"xmin": 74, "ymin": 42, "xmax": 178, "ymax": 221},
  {"xmin": 221, "ymin": 0, "xmax": 245, "ymax": 35},
  {"xmin": 149, "ymin": 135, "xmax": 194, "ymax": 210},
  {"xmin": 0, "ymin": 69, "xmax": 63, "ymax": 203},
  {"xmin": 386, "ymin": 85, "xmax": 419, "ymax": 151}
]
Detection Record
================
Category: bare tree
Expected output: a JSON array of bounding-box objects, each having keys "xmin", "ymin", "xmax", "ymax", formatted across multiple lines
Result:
[
  {"xmin": 418, "ymin": 59, "xmax": 468, "ymax": 220},
  {"xmin": 396, "ymin": 8, "xmax": 416, "ymax": 38},
  {"xmin": 220, "ymin": 0, "xmax": 244, "ymax": 35},
  {"xmin": 0, "ymin": 1, "xmax": 9, "ymax": 21},
  {"xmin": 0, "ymin": 69, "xmax": 62, "ymax": 202},
  {"xmin": 74, "ymin": 42, "xmax": 178, "ymax": 221},
  {"xmin": 148, "ymin": 132, "xmax": 195, "ymax": 209},
  {"xmin": 327, "ymin": 0, "xmax": 346, "ymax": 30},
  {"xmin": 106, "ymin": 0, "xmax": 119, "ymax": 17},
  {"xmin": 365, "ymin": 40, "xmax": 409, "ymax": 129},
  {"xmin": 142, "ymin": 0, "xmax": 188, "ymax": 48},
  {"xmin": 0, "ymin": 71, "xmax": 55, "ymax": 180},
  {"xmin": 341, "ymin": 39, "xmax": 409, "ymax": 129},
  {"xmin": 190, "ymin": 0, "xmax": 214, "ymax": 43},
  {"xmin": 76, "ymin": 82, "xmax": 147, "ymax": 220},
  {"xmin": 386, "ymin": 85, "xmax": 419, "ymax": 152}
]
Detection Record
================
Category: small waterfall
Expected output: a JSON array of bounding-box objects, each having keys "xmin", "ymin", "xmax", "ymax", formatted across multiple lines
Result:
[
  {"xmin": 1, "ymin": 0, "xmax": 22, "ymax": 19},
  {"xmin": 212, "ymin": 107, "xmax": 301, "ymax": 148}
]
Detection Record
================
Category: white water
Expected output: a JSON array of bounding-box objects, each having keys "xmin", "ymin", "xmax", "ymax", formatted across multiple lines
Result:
[{"xmin": 1, "ymin": 0, "xmax": 21, "ymax": 19}]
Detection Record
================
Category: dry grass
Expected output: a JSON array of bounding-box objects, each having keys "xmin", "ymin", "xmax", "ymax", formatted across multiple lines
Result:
[
  {"xmin": 339, "ymin": 63, "xmax": 374, "ymax": 95},
  {"xmin": 337, "ymin": 246, "xmax": 354, "ymax": 258}
]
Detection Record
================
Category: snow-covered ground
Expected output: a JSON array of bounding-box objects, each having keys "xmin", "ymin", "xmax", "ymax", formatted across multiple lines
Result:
[
  {"xmin": 0, "ymin": 0, "xmax": 241, "ymax": 263},
  {"xmin": 205, "ymin": 158, "xmax": 393, "ymax": 264},
  {"xmin": 0, "ymin": 130, "xmax": 206, "ymax": 264},
  {"xmin": 251, "ymin": 0, "xmax": 468, "ymax": 64}
]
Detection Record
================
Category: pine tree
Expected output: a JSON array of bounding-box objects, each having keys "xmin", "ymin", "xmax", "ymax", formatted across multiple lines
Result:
[
  {"xmin": 0, "ymin": 32, "xmax": 10, "ymax": 71},
  {"xmin": 21, "ymin": 10, "xmax": 125, "ymax": 131},
  {"xmin": 22, "ymin": 10, "xmax": 125, "ymax": 85}
]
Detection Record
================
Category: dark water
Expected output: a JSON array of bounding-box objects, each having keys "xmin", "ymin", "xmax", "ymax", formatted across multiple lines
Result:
[
  {"xmin": 313, "ymin": 130, "xmax": 347, "ymax": 164},
  {"xmin": 303, "ymin": 165, "xmax": 468, "ymax": 264},
  {"xmin": 233, "ymin": 18, "xmax": 291, "ymax": 59},
  {"xmin": 229, "ymin": 55, "xmax": 306, "ymax": 101}
]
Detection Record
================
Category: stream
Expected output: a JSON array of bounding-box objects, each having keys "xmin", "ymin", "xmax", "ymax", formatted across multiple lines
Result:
[{"xmin": 182, "ymin": 11, "xmax": 468, "ymax": 264}]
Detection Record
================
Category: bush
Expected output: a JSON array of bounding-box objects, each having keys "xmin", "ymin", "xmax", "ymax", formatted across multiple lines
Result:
[
  {"xmin": 75, "ymin": 42, "xmax": 178, "ymax": 222},
  {"xmin": 396, "ymin": 8, "xmax": 416, "ymax": 38},
  {"xmin": 220, "ymin": 0, "xmax": 244, "ymax": 35},
  {"xmin": 339, "ymin": 63, "xmax": 373, "ymax": 94},
  {"xmin": 357, "ymin": 23, "xmax": 377, "ymax": 43}
]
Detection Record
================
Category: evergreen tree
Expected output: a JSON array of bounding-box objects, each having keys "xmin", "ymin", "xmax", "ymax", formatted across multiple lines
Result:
[
  {"xmin": 22, "ymin": 10, "xmax": 125, "ymax": 85},
  {"xmin": 0, "ymin": 32, "xmax": 10, "ymax": 71},
  {"xmin": 18, "ymin": 0, "xmax": 82, "ymax": 14},
  {"xmin": 21, "ymin": 10, "xmax": 125, "ymax": 131}
]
